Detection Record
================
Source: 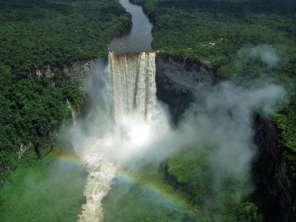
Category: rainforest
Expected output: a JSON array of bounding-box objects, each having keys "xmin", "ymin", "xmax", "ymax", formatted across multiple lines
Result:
[{"xmin": 0, "ymin": 0, "xmax": 295, "ymax": 222}]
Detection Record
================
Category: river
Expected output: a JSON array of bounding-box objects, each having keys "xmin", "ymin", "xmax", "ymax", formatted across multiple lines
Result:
[{"xmin": 109, "ymin": 0, "xmax": 153, "ymax": 53}]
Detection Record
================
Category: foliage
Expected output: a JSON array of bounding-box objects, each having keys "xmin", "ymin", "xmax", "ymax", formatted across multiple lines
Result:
[
  {"xmin": 0, "ymin": 0, "xmax": 130, "ymax": 73},
  {"xmin": 103, "ymin": 147, "xmax": 262, "ymax": 222},
  {"xmin": 0, "ymin": 0, "xmax": 130, "ymax": 176},
  {"xmin": 132, "ymin": 0, "xmax": 296, "ymax": 147},
  {"xmin": 0, "ymin": 150, "xmax": 87, "ymax": 222},
  {"xmin": 132, "ymin": 0, "xmax": 296, "ymax": 212},
  {"xmin": 164, "ymin": 146, "xmax": 262, "ymax": 221},
  {"xmin": 103, "ymin": 176, "xmax": 191, "ymax": 222}
]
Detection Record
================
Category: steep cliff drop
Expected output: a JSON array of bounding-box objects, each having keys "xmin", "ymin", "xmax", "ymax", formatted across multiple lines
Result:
[
  {"xmin": 77, "ymin": 51, "xmax": 164, "ymax": 222},
  {"xmin": 109, "ymin": 52, "xmax": 157, "ymax": 122}
]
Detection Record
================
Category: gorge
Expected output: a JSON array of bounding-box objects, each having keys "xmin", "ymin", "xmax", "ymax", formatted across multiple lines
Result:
[
  {"xmin": 74, "ymin": 0, "xmax": 291, "ymax": 221},
  {"xmin": 0, "ymin": 0, "xmax": 293, "ymax": 221}
]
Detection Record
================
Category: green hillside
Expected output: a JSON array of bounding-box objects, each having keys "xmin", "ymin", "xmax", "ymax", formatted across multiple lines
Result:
[{"xmin": 0, "ymin": 0, "xmax": 130, "ymax": 181}]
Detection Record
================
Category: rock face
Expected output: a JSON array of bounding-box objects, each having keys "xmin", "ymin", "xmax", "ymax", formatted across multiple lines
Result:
[
  {"xmin": 155, "ymin": 53, "xmax": 216, "ymax": 123},
  {"xmin": 35, "ymin": 60, "xmax": 97, "ymax": 82},
  {"xmin": 252, "ymin": 115, "xmax": 294, "ymax": 222}
]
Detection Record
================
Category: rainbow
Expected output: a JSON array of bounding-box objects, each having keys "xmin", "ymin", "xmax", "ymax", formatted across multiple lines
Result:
[
  {"xmin": 55, "ymin": 153, "xmax": 83, "ymax": 166},
  {"xmin": 113, "ymin": 169, "xmax": 196, "ymax": 214},
  {"xmin": 56, "ymin": 152, "xmax": 196, "ymax": 216}
]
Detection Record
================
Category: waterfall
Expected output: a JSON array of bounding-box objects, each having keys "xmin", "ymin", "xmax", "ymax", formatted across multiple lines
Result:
[
  {"xmin": 67, "ymin": 99, "xmax": 76, "ymax": 125},
  {"xmin": 76, "ymin": 0, "xmax": 160, "ymax": 220},
  {"xmin": 77, "ymin": 51, "xmax": 164, "ymax": 222},
  {"xmin": 108, "ymin": 52, "xmax": 157, "ymax": 123}
]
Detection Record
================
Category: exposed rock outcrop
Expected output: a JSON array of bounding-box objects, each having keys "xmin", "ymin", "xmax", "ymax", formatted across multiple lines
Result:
[
  {"xmin": 252, "ymin": 115, "xmax": 295, "ymax": 222},
  {"xmin": 35, "ymin": 60, "xmax": 97, "ymax": 82},
  {"xmin": 155, "ymin": 53, "xmax": 216, "ymax": 123}
]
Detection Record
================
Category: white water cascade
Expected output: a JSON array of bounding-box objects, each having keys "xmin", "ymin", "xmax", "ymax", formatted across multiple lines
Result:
[
  {"xmin": 109, "ymin": 52, "xmax": 157, "ymax": 123},
  {"xmin": 78, "ymin": 159, "xmax": 117, "ymax": 222},
  {"xmin": 77, "ymin": 51, "xmax": 166, "ymax": 222}
]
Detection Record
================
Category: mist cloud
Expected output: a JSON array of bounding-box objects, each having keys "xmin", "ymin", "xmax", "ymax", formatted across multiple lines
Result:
[
  {"xmin": 66, "ymin": 53, "xmax": 286, "ymax": 220},
  {"xmin": 68, "ymin": 55, "xmax": 286, "ymax": 178},
  {"xmin": 249, "ymin": 45, "xmax": 280, "ymax": 68},
  {"xmin": 137, "ymin": 82, "xmax": 285, "ymax": 171},
  {"xmin": 237, "ymin": 44, "xmax": 281, "ymax": 70}
]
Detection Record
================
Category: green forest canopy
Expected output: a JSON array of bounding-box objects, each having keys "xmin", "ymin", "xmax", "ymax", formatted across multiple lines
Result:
[
  {"xmin": 131, "ymin": 0, "xmax": 296, "ymax": 218},
  {"xmin": 132, "ymin": 0, "xmax": 296, "ymax": 170},
  {"xmin": 0, "ymin": 0, "xmax": 130, "ymax": 179}
]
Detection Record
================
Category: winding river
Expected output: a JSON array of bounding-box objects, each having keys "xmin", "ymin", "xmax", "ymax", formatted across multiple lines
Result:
[{"xmin": 109, "ymin": 0, "xmax": 153, "ymax": 53}]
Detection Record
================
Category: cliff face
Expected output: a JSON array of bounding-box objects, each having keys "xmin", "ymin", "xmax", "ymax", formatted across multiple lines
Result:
[
  {"xmin": 253, "ymin": 115, "xmax": 295, "ymax": 222},
  {"xmin": 35, "ymin": 60, "xmax": 97, "ymax": 82},
  {"xmin": 155, "ymin": 53, "xmax": 216, "ymax": 123},
  {"xmin": 31, "ymin": 61, "xmax": 98, "ymax": 158}
]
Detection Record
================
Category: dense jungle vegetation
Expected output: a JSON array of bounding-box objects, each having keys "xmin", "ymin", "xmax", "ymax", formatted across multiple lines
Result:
[
  {"xmin": 0, "ymin": 0, "xmax": 129, "ymax": 181},
  {"xmin": 1, "ymin": 0, "xmax": 296, "ymax": 221},
  {"xmin": 103, "ymin": 151, "xmax": 262, "ymax": 222},
  {"xmin": 130, "ymin": 0, "xmax": 296, "ymax": 148},
  {"xmin": 0, "ymin": 150, "xmax": 87, "ymax": 222},
  {"xmin": 0, "ymin": 0, "xmax": 129, "ymax": 220},
  {"xmin": 131, "ymin": 0, "xmax": 296, "ymax": 220}
]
